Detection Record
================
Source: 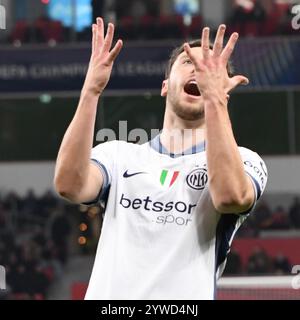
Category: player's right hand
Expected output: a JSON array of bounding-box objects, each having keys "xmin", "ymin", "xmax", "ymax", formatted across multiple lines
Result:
[
  {"xmin": 82, "ymin": 17, "xmax": 123, "ymax": 96},
  {"xmin": 183, "ymin": 25, "xmax": 248, "ymax": 102}
]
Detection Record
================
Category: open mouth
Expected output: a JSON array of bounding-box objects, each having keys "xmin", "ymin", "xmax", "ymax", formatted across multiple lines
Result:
[{"xmin": 184, "ymin": 81, "xmax": 201, "ymax": 97}]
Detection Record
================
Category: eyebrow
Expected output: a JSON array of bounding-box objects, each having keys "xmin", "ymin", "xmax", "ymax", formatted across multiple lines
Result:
[{"xmin": 178, "ymin": 54, "xmax": 189, "ymax": 61}]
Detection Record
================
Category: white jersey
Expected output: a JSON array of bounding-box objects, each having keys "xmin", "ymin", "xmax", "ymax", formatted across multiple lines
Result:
[{"xmin": 84, "ymin": 135, "xmax": 268, "ymax": 300}]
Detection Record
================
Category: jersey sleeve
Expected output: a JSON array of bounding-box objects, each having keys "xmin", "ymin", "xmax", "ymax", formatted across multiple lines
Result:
[
  {"xmin": 239, "ymin": 147, "xmax": 268, "ymax": 206},
  {"xmin": 84, "ymin": 140, "xmax": 118, "ymax": 205}
]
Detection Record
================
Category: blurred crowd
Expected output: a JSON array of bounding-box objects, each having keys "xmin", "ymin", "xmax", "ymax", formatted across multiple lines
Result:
[
  {"xmin": 6, "ymin": 0, "xmax": 299, "ymax": 45},
  {"xmin": 0, "ymin": 190, "xmax": 72, "ymax": 300},
  {"xmin": 238, "ymin": 197, "xmax": 300, "ymax": 237},
  {"xmin": 224, "ymin": 246, "xmax": 292, "ymax": 276},
  {"xmin": 227, "ymin": 0, "xmax": 298, "ymax": 37}
]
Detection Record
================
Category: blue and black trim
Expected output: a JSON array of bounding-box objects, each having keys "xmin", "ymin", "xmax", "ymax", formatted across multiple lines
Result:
[
  {"xmin": 82, "ymin": 159, "xmax": 111, "ymax": 206},
  {"xmin": 236, "ymin": 172, "xmax": 262, "ymax": 216},
  {"xmin": 214, "ymin": 214, "xmax": 240, "ymax": 297},
  {"xmin": 246, "ymin": 172, "xmax": 261, "ymax": 200},
  {"xmin": 215, "ymin": 214, "xmax": 239, "ymax": 273},
  {"xmin": 149, "ymin": 134, "xmax": 205, "ymax": 158}
]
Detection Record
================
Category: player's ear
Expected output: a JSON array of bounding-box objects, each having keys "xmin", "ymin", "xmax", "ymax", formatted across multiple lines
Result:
[{"xmin": 161, "ymin": 80, "xmax": 168, "ymax": 97}]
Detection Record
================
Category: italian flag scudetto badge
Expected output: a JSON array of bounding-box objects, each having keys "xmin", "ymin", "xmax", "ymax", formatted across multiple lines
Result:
[{"xmin": 160, "ymin": 169, "xmax": 179, "ymax": 188}]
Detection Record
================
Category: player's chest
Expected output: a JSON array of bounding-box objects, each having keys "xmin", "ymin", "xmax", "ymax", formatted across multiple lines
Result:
[{"xmin": 116, "ymin": 156, "xmax": 208, "ymax": 195}]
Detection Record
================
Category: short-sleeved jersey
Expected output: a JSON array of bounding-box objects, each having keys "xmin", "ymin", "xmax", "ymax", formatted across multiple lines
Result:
[{"xmin": 84, "ymin": 135, "xmax": 268, "ymax": 300}]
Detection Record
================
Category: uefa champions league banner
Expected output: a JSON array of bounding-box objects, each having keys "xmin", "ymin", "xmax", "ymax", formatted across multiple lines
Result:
[
  {"xmin": 232, "ymin": 38, "xmax": 300, "ymax": 88},
  {"xmin": 0, "ymin": 44, "xmax": 169, "ymax": 93},
  {"xmin": 0, "ymin": 39, "xmax": 300, "ymax": 93}
]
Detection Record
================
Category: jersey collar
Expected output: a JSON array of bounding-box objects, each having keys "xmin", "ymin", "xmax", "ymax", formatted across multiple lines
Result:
[{"xmin": 149, "ymin": 134, "xmax": 205, "ymax": 158}]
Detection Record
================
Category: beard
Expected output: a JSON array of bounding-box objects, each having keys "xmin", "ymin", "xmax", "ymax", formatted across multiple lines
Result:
[{"xmin": 169, "ymin": 93, "xmax": 205, "ymax": 121}]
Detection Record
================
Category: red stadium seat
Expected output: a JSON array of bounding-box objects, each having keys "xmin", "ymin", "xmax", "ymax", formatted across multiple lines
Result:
[
  {"xmin": 262, "ymin": 2, "xmax": 289, "ymax": 36},
  {"xmin": 158, "ymin": 14, "xmax": 185, "ymax": 39},
  {"xmin": 118, "ymin": 16, "xmax": 136, "ymax": 40},
  {"xmin": 34, "ymin": 17, "xmax": 63, "ymax": 43},
  {"xmin": 10, "ymin": 21, "xmax": 30, "ymax": 43},
  {"xmin": 188, "ymin": 15, "xmax": 203, "ymax": 38},
  {"xmin": 244, "ymin": 21, "xmax": 259, "ymax": 36},
  {"xmin": 71, "ymin": 282, "xmax": 88, "ymax": 300},
  {"xmin": 139, "ymin": 14, "xmax": 157, "ymax": 39}
]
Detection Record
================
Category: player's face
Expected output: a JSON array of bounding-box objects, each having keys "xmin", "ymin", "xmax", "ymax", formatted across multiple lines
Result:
[{"xmin": 161, "ymin": 47, "xmax": 208, "ymax": 121}]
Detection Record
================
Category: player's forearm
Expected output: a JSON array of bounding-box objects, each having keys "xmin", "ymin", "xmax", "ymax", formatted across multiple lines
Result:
[
  {"xmin": 204, "ymin": 93, "xmax": 252, "ymax": 212},
  {"xmin": 54, "ymin": 91, "xmax": 99, "ymax": 199}
]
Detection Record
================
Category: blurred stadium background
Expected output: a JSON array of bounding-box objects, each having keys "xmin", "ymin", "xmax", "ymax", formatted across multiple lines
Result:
[{"xmin": 0, "ymin": 0, "xmax": 300, "ymax": 300}]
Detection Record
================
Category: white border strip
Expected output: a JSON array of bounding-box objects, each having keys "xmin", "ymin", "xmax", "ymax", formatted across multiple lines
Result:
[{"xmin": 218, "ymin": 276, "xmax": 296, "ymax": 289}]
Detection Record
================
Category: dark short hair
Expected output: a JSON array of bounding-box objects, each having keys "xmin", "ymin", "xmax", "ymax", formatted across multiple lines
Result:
[{"xmin": 164, "ymin": 39, "xmax": 234, "ymax": 79}]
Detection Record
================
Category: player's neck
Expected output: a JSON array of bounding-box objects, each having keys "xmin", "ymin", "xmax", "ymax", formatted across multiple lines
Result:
[
  {"xmin": 163, "ymin": 104, "xmax": 205, "ymax": 129},
  {"xmin": 161, "ymin": 112, "xmax": 205, "ymax": 154}
]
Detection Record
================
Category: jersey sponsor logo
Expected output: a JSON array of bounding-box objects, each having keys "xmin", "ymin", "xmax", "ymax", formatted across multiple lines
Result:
[
  {"xmin": 123, "ymin": 170, "xmax": 147, "ymax": 178},
  {"xmin": 119, "ymin": 193, "xmax": 196, "ymax": 226},
  {"xmin": 119, "ymin": 193, "xmax": 196, "ymax": 215},
  {"xmin": 186, "ymin": 168, "xmax": 208, "ymax": 190},
  {"xmin": 160, "ymin": 169, "xmax": 179, "ymax": 187},
  {"xmin": 243, "ymin": 160, "xmax": 267, "ymax": 189}
]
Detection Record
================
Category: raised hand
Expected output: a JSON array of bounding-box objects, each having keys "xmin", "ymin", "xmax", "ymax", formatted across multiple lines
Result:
[
  {"xmin": 183, "ymin": 25, "xmax": 249, "ymax": 100},
  {"xmin": 82, "ymin": 17, "xmax": 123, "ymax": 96}
]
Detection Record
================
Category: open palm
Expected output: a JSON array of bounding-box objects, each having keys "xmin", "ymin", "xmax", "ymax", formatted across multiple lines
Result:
[
  {"xmin": 183, "ymin": 25, "xmax": 249, "ymax": 98},
  {"xmin": 83, "ymin": 18, "xmax": 123, "ymax": 96}
]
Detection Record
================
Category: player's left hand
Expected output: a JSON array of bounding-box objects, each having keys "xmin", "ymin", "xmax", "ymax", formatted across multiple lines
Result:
[{"xmin": 183, "ymin": 25, "xmax": 249, "ymax": 101}]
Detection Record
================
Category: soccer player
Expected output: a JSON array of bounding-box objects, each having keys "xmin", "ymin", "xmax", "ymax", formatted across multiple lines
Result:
[{"xmin": 54, "ymin": 18, "xmax": 268, "ymax": 299}]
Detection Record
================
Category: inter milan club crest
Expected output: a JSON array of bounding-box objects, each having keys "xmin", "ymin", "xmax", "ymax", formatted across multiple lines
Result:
[{"xmin": 186, "ymin": 168, "xmax": 208, "ymax": 190}]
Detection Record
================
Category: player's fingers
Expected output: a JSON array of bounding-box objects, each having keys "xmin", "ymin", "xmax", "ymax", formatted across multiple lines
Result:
[
  {"xmin": 102, "ymin": 23, "xmax": 115, "ymax": 53},
  {"xmin": 213, "ymin": 24, "xmax": 226, "ymax": 57},
  {"xmin": 94, "ymin": 18, "xmax": 103, "ymax": 55},
  {"xmin": 228, "ymin": 75, "xmax": 249, "ymax": 91},
  {"xmin": 92, "ymin": 24, "xmax": 97, "ymax": 54},
  {"xmin": 95, "ymin": 23, "xmax": 100, "ymax": 55},
  {"xmin": 108, "ymin": 39, "xmax": 123, "ymax": 63},
  {"xmin": 221, "ymin": 32, "xmax": 239, "ymax": 63},
  {"xmin": 236, "ymin": 75, "xmax": 249, "ymax": 85},
  {"xmin": 96, "ymin": 17, "xmax": 104, "ymax": 44},
  {"xmin": 183, "ymin": 43, "xmax": 197, "ymax": 68},
  {"xmin": 201, "ymin": 27, "xmax": 210, "ymax": 60},
  {"xmin": 183, "ymin": 43, "xmax": 205, "ymax": 71}
]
